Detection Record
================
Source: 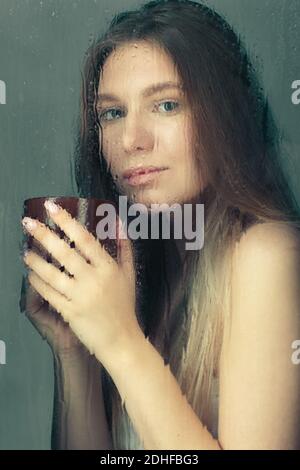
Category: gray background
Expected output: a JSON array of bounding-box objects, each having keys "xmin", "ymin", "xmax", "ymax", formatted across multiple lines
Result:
[{"xmin": 0, "ymin": 0, "xmax": 299, "ymax": 449}]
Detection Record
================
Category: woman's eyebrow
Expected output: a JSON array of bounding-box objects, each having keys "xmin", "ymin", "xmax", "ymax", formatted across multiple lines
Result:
[{"xmin": 97, "ymin": 81, "xmax": 183, "ymax": 105}]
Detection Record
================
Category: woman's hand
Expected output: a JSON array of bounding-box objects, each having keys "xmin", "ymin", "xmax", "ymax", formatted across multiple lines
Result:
[
  {"xmin": 20, "ymin": 274, "xmax": 85, "ymax": 355},
  {"xmin": 21, "ymin": 200, "xmax": 142, "ymax": 367}
]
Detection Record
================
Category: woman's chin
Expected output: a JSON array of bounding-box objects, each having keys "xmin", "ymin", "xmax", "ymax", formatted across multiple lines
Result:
[{"xmin": 128, "ymin": 192, "xmax": 178, "ymax": 208}]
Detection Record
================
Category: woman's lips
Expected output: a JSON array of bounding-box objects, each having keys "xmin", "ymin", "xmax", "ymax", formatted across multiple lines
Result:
[{"xmin": 123, "ymin": 167, "xmax": 169, "ymax": 186}]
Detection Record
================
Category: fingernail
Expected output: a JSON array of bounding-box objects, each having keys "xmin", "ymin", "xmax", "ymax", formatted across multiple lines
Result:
[
  {"xmin": 22, "ymin": 217, "xmax": 37, "ymax": 231},
  {"xmin": 44, "ymin": 200, "xmax": 60, "ymax": 214}
]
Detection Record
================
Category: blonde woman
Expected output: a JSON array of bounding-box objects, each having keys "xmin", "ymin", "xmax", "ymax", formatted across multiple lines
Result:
[{"xmin": 21, "ymin": 0, "xmax": 300, "ymax": 450}]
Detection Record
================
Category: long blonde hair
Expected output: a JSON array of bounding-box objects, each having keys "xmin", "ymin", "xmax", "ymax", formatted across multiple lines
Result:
[{"xmin": 73, "ymin": 0, "xmax": 300, "ymax": 449}]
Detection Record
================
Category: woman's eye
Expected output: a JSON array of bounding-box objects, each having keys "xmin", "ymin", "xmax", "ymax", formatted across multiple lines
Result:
[
  {"xmin": 156, "ymin": 100, "xmax": 180, "ymax": 113},
  {"xmin": 98, "ymin": 108, "xmax": 124, "ymax": 122},
  {"xmin": 98, "ymin": 100, "xmax": 180, "ymax": 122}
]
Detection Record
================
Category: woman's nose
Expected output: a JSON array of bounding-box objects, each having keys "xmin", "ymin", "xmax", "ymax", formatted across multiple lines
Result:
[{"xmin": 122, "ymin": 115, "xmax": 153, "ymax": 154}]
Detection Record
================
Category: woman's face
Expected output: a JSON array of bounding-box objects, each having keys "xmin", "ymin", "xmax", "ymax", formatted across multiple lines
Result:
[{"xmin": 97, "ymin": 41, "xmax": 206, "ymax": 207}]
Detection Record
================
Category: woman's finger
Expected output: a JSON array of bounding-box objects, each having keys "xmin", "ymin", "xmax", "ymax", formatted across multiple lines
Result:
[
  {"xmin": 24, "ymin": 250, "xmax": 76, "ymax": 298},
  {"xmin": 22, "ymin": 217, "xmax": 88, "ymax": 277},
  {"xmin": 28, "ymin": 270, "xmax": 73, "ymax": 323},
  {"xmin": 43, "ymin": 200, "xmax": 116, "ymax": 268}
]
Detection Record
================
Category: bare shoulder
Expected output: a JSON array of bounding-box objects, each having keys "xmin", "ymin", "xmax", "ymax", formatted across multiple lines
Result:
[
  {"xmin": 232, "ymin": 220, "xmax": 300, "ymax": 267},
  {"xmin": 229, "ymin": 220, "xmax": 300, "ymax": 317},
  {"xmin": 238, "ymin": 220, "xmax": 300, "ymax": 247},
  {"xmin": 222, "ymin": 218, "xmax": 300, "ymax": 351},
  {"xmin": 218, "ymin": 220, "xmax": 300, "ymax": 449}
]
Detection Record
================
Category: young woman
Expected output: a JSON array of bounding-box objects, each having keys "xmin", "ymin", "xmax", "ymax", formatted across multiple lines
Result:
[{"xmin": 21, "ymin": 0, "xmax": 300, "ymax": 450}]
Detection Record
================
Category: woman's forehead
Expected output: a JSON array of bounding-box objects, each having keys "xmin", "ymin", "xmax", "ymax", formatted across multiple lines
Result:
[
  {"xmin": 100, "ymin": 42, "xmax": 178, "ymax": 77},
  {"xmin": 99, "ymin": 46, "xmax": 181, "ymax": 96}
]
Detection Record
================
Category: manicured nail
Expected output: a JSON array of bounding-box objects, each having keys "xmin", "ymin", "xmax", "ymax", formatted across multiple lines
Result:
[
  {"xmin": 44, "ymin": 200, "xmax": 60, "ymax": 214},
  {"xmin": 22, "ymin": 217, "xmax": 37, "ymax": 231}
]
